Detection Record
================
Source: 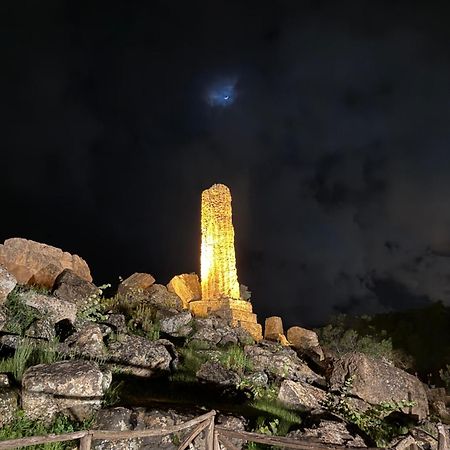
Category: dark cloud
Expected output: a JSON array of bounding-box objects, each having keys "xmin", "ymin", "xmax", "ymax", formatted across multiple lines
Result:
[{"xmin": 2, "ymin": 0, "xmax": 450, "ymax": 327}]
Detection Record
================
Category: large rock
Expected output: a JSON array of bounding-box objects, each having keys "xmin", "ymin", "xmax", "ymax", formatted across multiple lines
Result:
[
  {"xmin": 278, "ymin": 379, "xmax": 326, "ymax": 411},
  {"xmin": 264, "ymin": 316, "xmax": 284, "ymax": 341},
  {"xmin": 21, "ymin": 290, "xmax": 78, "ymax": 324},
  {"xmin": 330, "ymin": 352, "xmax": 429, "ymax": 420},
  {"xmin": 22, "ymin": 360, "xmax": 111, "ymax": 422},
  {"xmin": 107, "ymin": 335, "xmax": 176, "ymax": 376},
  {"xmin": 53, "ymin": 269, "xmax": 99, "ymax": 307},
  {"xmin": 117, "ymin": 272, "xmax": 155, "ymax": 302},
  {"xmin": 0, "ymin": 238, "xmax": 92, "ymax": 289},
  {"xmin": 0, "ymin": 265, "xmax": 16, "ymax": 305},
  {"xmin": 0, "ymin": 388, "xmax": 18, "ymax": 427},
  {"xmin": 287, "ymin": 326, "xmax": 325, "ymax": 361},
  {"xmin": 167, "ymin": 273, "xmax": 201, "ymax": 308},
  {"xmin": 244, "ymin": 342, "xmax": 323, "ymax": 384}
]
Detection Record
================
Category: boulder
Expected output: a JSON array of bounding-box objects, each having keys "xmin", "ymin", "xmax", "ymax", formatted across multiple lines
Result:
[
  {"xmin": 244, "ymin": 342, "xmax": 323, "ymax": 384},
  {"xmin": 21, "ymin": 290, "xmax": 78, "ymax": 324},
  {"xmin": 196, "ymin": 361, "xmax": 240, "ymax": 386},
  {"xmin": 278, "ymin": 379, "xmax": 326, "ymax": 411},
  {"xmin": 167, "ymin": 273, "xmax": 201, "ymax": 308},
  {"xmin": 0, "ymin": 266, "xmax": 16, "ymax": 305},
  {"xmin": 264, "ymin": 316, "xmax": 284, "ymax": 341},
  {"xmin": 0, "ymin": 238, "xmax": 91, "ymax": 289},
  {"xmin": 147, "ymin": 284, "xmax": 183, "ymax": 311},
  {"xmin": 159, "ymin": 311, "xmax": 193, "ymax": 337},
  {"xmin": 107, "ymin": 335, "xmax": 176, "ymax": 376},
  {"xmin": 52, "ymin": 269, "xmax": 99, "ymax": 307},
  {"xmin": 288, "ymin": 420, "xmax": 367, "ymax": 447},
  {"xmin": 25, "ymin": 317, "xmax": 56, "ymax": 340},
  {"xmin": 93, "ymin": 407, "xmax": 141, "ymax": 450},
  {"xmin": 287, "ymin": 326, "xmax": 325, "ymax": 361},
  {"xmin": 0, "ymin": 388, "xmax": 18, "ymax": 427},
  {"xmin": 22, "ymin": 360, "xmax": 111, "ymax": 422},
  {"xmin": 330, "ymin": 352, "xmax": 429, "ymax": 420},
  {"xmin": 65, "ymin": 322, "xmax": 106, "ymax": 358},
  {"xmin": 117, "ymin": 272, "xmax": 155, "ymax": 302}
]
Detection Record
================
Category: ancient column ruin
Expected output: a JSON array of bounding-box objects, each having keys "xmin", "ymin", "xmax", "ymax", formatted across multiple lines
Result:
[{"xmin": 189, "ymin": 183, "xmax": 262, "ymax": 341}]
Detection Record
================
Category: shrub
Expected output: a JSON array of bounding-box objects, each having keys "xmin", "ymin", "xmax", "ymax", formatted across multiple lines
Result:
[{"xmin": 218, "ymin": 345, "xmax": 252, "ymax": 373}]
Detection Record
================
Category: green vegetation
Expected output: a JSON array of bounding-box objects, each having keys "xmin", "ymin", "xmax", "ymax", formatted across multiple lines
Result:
[
  {"xmin": 218, "ymin": 344, "xmax": 253, "ymax": 373},
  {"xmin": 320, "ymin": 375, "xmax": 416, "ymax": 447},
  {"xmin": 76, "ymin": 283, "xmax": 112, "ymax": 322},
  {"xmin": 170, "ymin": 347, "xmax": 209, "ymax": 383},
  {"xmin": 0, "ymin": 410, "xmax": 94, "ymax": 449},
  {"xmin": 2, "ymin": 287, "xmax": 41, "ymax": 335},
  {"xmin": 0, "ymin": 338, "xmax": 60, "ymax": 382},
  {"xmin": 102, "ymin": 380, "xmax": 124, "ymax": 407}
]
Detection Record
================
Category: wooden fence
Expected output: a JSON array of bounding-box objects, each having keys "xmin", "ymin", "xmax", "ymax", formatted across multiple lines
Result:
[{"xmin": 0, "ymin": 410, "xmax": 447, "ymax": 450}]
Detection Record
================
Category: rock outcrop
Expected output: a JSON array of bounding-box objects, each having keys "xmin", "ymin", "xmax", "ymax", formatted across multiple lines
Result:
[
  {"xmin": 330, "ymin": 352, "xmax": 429, "ymax": 420},
  {"xmin": 278, "ymin": 379, "xmax": 326, "ymax": 411},
  {"xmin": 0, "ymin": 238, "xmax": 92, "ymax": 288}
]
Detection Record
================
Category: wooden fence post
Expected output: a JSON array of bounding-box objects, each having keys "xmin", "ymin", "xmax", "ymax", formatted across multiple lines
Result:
[
  {"xmin": 79, "ymin": 432, "xmax": 92, "ymax": 450},
  {"xmin": 437, "ymin": 424, "xmax": 449, "ymax": 450},
  {"xmin": 204, "ymin": 411, "xmax": 216, "ymax": 450}
]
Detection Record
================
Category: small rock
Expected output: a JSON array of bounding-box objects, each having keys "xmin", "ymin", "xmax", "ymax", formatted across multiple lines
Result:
[
  {"xmin": 0, "ymin": 388, "xmax": 18, "ymax": 427},
  {"xmin": 264, "ymin": 316, "xmax": 284, "ymax": 341},
  {"xmin": 0, "ymin": 238, "xmax": 92, "ymax": 289},
  {"xmin": 159, "ymin": 311, "xmax": 193, "ymax": 337},
  {"xmin": 196, "ymin": 361, "xmax": 240, "ymax": 386},
  {"xmin": 167, "ymin": 273, "xmax": 201, "ymax": 308},
  {"xmin": 53, "ymin": 269, "xmax": 100, "ymax": 307},
  {"xmin": 0, "ymin": 374, "xmax": 10, "ymax": 387},
  {"xmin": 25, "ymin": 317, "xmax": 56, "ymax": 340},
  {"xmin": 65, "ymin": 322, "xmax": 106, "ymax": 358},
  {"xmin": 287, "ymin": 326, "xmax": 324, "ymax": 361},
  {"xmin": 278, "ymin": 379, "xmax": 326, "ymax": 411},
  {"xmin": 0, "ymin": 266, "xmax": 16, "ymax": 305},
  {"xmin": 147, "ymin": 284, "xmax": 183, "ymax": 311},
  {"xmin": 117, "ymin": 272, "xmax": 155, "ymax": 302}
]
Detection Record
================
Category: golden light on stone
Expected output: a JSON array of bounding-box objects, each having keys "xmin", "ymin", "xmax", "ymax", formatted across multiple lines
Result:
[
  {"xmin": 189, "ymin": 183, "xmax": 263, "ymax": 341},
  {"xmin": 200, "ymin": 183, "xmax": 240, "ymax": 301}
]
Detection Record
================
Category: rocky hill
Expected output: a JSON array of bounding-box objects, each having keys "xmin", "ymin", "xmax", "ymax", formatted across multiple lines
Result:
[{"xmin": 0, "ymin": 238, "xmax": 448, "ymax": 449}]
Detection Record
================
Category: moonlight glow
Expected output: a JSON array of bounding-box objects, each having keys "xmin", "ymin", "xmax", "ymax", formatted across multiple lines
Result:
[{"xmin": 206, "ymin": 77, "xmax": 237, "ymax": 107}]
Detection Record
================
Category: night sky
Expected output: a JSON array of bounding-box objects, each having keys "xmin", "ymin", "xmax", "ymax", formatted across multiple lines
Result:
[{"xmin": 2, "ymin": 1, "xmax": 450, "ymax": 327}]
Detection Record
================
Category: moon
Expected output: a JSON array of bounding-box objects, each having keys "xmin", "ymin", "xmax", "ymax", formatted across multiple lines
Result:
[{"xmin": 205, "ymin": 76, "xmax": 237, "ymax": 107}]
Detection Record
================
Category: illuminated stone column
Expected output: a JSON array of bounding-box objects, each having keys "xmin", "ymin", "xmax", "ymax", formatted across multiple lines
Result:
[{"xmin": 200, "ymin": 183, "xmax": 240, "ymax": 300}]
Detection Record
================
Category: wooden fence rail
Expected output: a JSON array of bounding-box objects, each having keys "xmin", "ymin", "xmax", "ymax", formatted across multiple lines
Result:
[{"xmin": 0, "ymin": 410, "xmax": 448, "ymax": 450}]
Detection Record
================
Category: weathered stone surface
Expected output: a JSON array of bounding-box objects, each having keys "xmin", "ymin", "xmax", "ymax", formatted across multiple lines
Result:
[
  {"xmin": 65, "ymin": 322, "xmax": 106, "ymax": 358},
  {"xmin": 147, "ymin": 284, "xmax": 183, "ymax": 311},
  {"xmin": 117, "ymin": 272, "xmax": 155, "ymax": 301},
  {"xmin": 196, "ymin": 361, "xmax": 240, "ymax": 386},
  {"xmin": 0, "ymin": 374, "xmax": 10, "ymax": 387},
  {"xmin": 330, "ymin": 352, "xmax": 429, "ymax": 420},
  {"xmin": 278, "ymin": 379, "xmax": 326, "ymax": 411},
  {"xmin": 217, "ymin": 414, "xmax": 246, "ymax": 449},
  {"xmin": 244, "ymin": 342, "xmax": 323, "ymax": 384},
  {"xmin": 264, "ymin": 316, "xmax": 284, "ymax": 341},
  {"xmin": 21, "ymin": 290, "xmax": 78, "ymax": 324},
  {"xmin": 104, "ymin": 314, "xmax": 127, "ymax": 333},
  {"xmin": 107, "ymin": 335, "xmax": 176, "ymax": 374},
  {"xmin": 159, "ymin": 311, "xmax": 193, "ymax": 337},
  {"xmin": 53, "ymin": 269, "xmax": 99, "ymax": 307},
  {"xmin": 287, "ymin": 326, "xmax": 324, "ymax": 361},
  {"xmin": 25, "ymin": 317, "xmax": 56, "ymax": 340},
  {"xmin": 94, "ymin": 407, "xmax": 141, "ymax": 450},
  {"xmin": 0, "ymin": 265, "xmax": 16, "ymax": 305},
  {"xmin": 22, "ymin": 360, "xmax": 111, "ymax": 422},
  {"xmin": 0, "ymin": 308, "xmax": 6, "ymax": 331},
  {"xmin": 0, "ymin": 388, "xmax": 18, "ymax": 427},
  {"xmin": 0, "ymin": 238, "xmax": 92, "ymax": 288},
  {"xmin": 167, "ymin": 273, "xmax": 201, "ymax": 308},
  {"xmin": 288, "ymin": 420, "xmax": 367, "ymax": 447}
]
